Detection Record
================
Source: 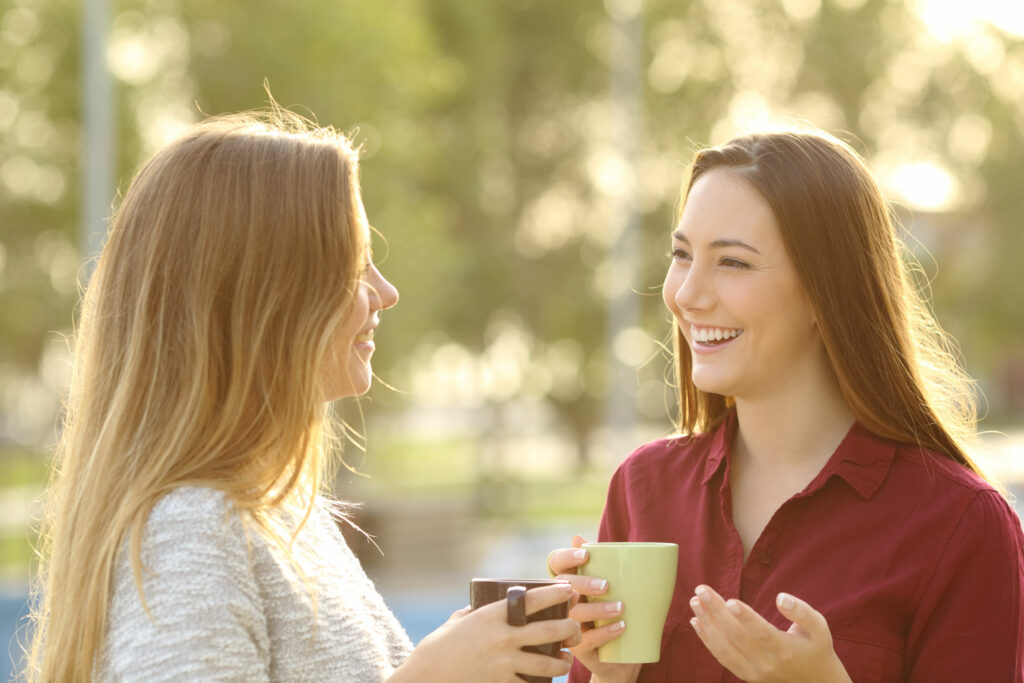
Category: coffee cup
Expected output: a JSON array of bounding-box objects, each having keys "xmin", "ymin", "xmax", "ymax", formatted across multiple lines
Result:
[
  {"xmin": 469, "ymin": 578, "xmax": 571, "ymax": 683},
  {"xmin": 581, "ymin": 542, "xmax": 678, "ymax": 663}
]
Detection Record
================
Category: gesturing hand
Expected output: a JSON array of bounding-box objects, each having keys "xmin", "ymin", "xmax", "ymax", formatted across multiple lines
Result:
[{"xmin": 688, "ymin": 585, "xmax": 852, "ymax": 683}]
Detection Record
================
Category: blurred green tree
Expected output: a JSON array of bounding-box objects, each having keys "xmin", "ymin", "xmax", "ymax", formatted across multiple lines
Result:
[{"xmin": 2, "ymin": 0, "xmax": 1022, "ymax": 463}]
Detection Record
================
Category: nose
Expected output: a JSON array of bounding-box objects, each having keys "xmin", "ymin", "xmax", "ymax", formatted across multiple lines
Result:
[
  {"xmin": 665, "ymin": 261, "xmax": 713, "ymax": 315},
  {"xmin": 366, "ymin": 264, "xmax": 399, "ymax": 311}
]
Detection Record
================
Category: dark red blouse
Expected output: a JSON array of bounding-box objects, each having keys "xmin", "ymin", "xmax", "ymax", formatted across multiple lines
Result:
[{"xmin": 569, "ymin": 412, "xmax": 1024, "ymax": 682}]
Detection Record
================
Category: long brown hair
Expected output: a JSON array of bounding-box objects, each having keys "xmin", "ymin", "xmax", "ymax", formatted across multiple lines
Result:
[
  {"xmin": 671, "ymin": 129, "xmax": 986, "ymax": 478},
  {"xmin": 27, "ymin": 108, "xmax": 367, "ymax": 681}
]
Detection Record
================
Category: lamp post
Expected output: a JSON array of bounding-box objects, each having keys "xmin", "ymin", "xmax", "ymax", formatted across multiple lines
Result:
[
  {"xmin": 81, "ymin": 0, "xmax": 115, "ymax": 277},
  {"xmin": 603, "ymin": 0, "xmax": 644, "ymax": 460}
]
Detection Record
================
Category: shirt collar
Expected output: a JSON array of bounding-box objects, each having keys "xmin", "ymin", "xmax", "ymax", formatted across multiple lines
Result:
[
  {"xmin": 814, "ymin": 422, "xmax": 897, "ymax": 500},
  {"xmin": 700, "ymin": 410, "xmax": 898, "ymax": 500},
  {"xmin": 701, "ymin": 409, "xmax": 737, "ymax": 486}
]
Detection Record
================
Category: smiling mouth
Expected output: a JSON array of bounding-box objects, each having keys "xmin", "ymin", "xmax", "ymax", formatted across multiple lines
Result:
[
  {"xmin": 354, "ymin": 330, "xmax": 374, "ymax": 344},
  {"xmin": 690, "ymin": 326, "xmax": 743, "ymax": 346}
]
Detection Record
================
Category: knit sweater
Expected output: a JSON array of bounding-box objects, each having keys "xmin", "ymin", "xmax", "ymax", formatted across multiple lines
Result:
[{"xmin": 96, "ymin": 487, "xmax": 413, "ymax": 681}]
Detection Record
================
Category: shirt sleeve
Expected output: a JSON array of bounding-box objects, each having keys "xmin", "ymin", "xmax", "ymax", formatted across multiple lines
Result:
[
  {"xmin": 101, "ymin": 489, "xmax": 271, "ymax": 682},
  {"xmin": 597, "ymin": 463, "xmax": 633, "ymax": 542},
  {"xmin": 906, "ymin": 489, "xmax": 1024, "ymax": 682}
]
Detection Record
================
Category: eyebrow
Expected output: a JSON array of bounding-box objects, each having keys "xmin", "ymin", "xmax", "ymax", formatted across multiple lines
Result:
[{"xmin": 672, "ymin": 231, "xmax": 762, "ymax": 255}]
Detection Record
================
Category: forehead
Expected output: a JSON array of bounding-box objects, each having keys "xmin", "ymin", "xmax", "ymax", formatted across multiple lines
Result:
[{"xmin": 676, "ymin": 168, "xmax": 780, "ymax": 244}]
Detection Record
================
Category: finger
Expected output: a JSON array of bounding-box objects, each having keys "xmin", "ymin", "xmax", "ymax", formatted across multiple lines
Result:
[
  {"xmin": 547, "ymin": 546, "xmax": 589, "ymax": 575},
  {"xmin": 689, "ymin": 611, "xmax": 752, "ymax": 678},
  {"xmin": 548, "ymin": 572, "xmax": 608, "ymax": 599},
  {"xmin": 510, "ymin": 649, "xmax": 573, "ymax": 679},
  {"xmin": 569, "ymin": 599, "xmax": 623, "ymax": 624},
  {"xmin": 570, "ymin": 618, "xmax": 626, "ymax": 654},
  {"xmin": 523, "ymin": 582, "xmax": 574, "ymax": 616},
  {"xmin": 514, "ymin": 616, "xmax": 580, "ymax": 648},
  {"xmin": 694, "ymin": 586, "xmax": 777, "ymax": 651},
  {"xmin": 777, "ymin": 592, "xmax": 830, "ymax": 641},
  {"xmin": 562, "ymin": 620, "xmax": 583, "ymax": 648},
  {"xmin": 689, "ymin": 587, "xmax": 755, "ymax": 677}
]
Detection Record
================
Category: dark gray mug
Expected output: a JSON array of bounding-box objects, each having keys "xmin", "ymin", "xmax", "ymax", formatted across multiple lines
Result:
[{"xmin": 469, "ymin": 578, "xmax": 571, "ymax": 683}]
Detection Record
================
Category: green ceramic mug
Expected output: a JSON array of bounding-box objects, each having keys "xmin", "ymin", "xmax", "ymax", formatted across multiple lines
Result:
[{"xmin": 582, "ymin": 542, "xmax": 678, "ymax": 664}]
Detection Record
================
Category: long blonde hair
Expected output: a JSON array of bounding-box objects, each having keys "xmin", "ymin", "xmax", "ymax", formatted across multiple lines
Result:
[
  {"xmin": 26, "ymin": 108, "xmax": 368, "ymax": 681},
  {"xmin": 671, "ymin": 130, "xmax": 988, "ymax": 479}
]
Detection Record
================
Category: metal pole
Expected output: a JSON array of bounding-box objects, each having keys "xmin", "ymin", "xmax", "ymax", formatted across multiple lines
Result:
[
  {"xmin": 81, "ymin": 0, "xmax": 115, "ymax": 277},
  {"xmin": 604, "ymin": 0, "xmax": 643, "ymax": 459}
]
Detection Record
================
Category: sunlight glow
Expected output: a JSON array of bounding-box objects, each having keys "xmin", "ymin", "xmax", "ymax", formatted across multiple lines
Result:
[
  {"xmin": 915, "ymin": 0, "xmax": 1024, "ymax": 41},
  {"xmin": 885, "ymin": 161, "xmax": 960, "ymax": 212}
]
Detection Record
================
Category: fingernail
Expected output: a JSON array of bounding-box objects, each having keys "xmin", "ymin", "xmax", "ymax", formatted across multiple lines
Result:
[
  {"xmin": 726, "ymin": 600, "xmax": 741, "ymax": 616},
  {"xmin": 778, "ymin": 593, "xmax": 795, "ymax": 610},
  {"xmin": 558, "ymin": 582, "xmax": 573, "ymax": 592},
  {"xmin": 590, "ymin": 579, "xmax": 607, "ymax": 591},
  {"xmin": 689, "ymin": 596, "xmax": 704, "ymax": 616},
  {"xmin": 603, "ymin": 601, "xmax": 622, "ymax": 614},
  {"xmin": 696, "ymin": 586, "xmax": 711, "ymax": 604},
  {"xmin": 611, "ymin": 620, "xmax": 625, "ymax": 632},
  {"xmin": 572, "ymin": 549, "xmax": 587, "ymax": 560},
  {"xmin": 690, "ymin": 617, "xmax": 702, "ymax": 634}
]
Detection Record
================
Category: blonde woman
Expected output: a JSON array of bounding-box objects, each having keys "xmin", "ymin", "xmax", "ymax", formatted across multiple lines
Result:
[
  {"xmin": 26, "ymin": 109, "xmax": 580, "ymax": 682},
  {"xmin": 549, "ymin": 130, "xmax": 1024, "ymax": 682}
]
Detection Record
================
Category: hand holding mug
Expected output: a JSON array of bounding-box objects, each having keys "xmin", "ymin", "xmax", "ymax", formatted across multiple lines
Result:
[
  {"xmin": 390, "ymin": 582, "xmax": 580, "ymax": 683},
  {"xmin": 547, "ymin": 536, "xmax": 641, "ymax": 683}
]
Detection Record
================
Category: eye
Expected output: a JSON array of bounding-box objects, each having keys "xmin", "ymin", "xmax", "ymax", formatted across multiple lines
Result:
[
  {"xmin": 719, "ymin": 257, "xmax": 750, "ymax": 269},
  {"xmin": 668, "ymin": 248, "xmax": 692, "ymax": 262}
]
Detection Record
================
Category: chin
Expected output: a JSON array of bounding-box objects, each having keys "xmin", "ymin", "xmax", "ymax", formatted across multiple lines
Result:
[{"xmin": 690, "ymin": 370, "xmax": 734, "ymax": 397}]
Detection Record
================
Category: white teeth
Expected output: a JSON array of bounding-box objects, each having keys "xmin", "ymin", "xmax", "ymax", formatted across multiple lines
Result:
[
  {"xmin": 354, "ymin": 331, "xmax": 373, "ymax": 343},
  {"xmin": 690, "ymin": 326, "xmax": 741, "ymax": 343}
]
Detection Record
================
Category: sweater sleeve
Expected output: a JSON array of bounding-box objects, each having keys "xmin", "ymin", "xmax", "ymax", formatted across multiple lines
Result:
[
  {"xmin": 100, "ymin": 488, "xmax": 271, "ymax": 682},
  {"xmin": 906, "ymin": 489, "xmax": 1024, "ymax": 682}
]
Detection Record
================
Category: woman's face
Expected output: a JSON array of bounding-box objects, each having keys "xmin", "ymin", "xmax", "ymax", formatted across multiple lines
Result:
[
  {"xmin": 662, "ymin": 168, "xmax": 823, "ymax": 402},
  {"xmin": 322, "ymin": 220, "xmax": 399, "ymax": 402}
]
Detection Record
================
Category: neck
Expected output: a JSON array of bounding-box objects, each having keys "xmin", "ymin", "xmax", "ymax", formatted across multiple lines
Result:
[{"xmin": 732, "ymin": 358, "xmax": 855, "ymax": 471}]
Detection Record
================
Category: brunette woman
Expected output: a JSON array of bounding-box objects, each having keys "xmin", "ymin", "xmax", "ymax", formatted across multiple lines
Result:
[{"xmin": 550, "ymin": 130, "xmax": 1024, "ymax": 683}]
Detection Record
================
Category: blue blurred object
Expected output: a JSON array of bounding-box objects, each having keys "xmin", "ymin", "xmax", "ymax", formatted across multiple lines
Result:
[{"xmin": 2, "ymin": 592, "xmax": 30, "ymax": 682}]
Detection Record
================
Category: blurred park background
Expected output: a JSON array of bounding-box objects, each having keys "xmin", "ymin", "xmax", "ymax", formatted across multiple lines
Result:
[{"xmin": 2, "ymin": 0, "xmax": 1024, "ymax": 678}]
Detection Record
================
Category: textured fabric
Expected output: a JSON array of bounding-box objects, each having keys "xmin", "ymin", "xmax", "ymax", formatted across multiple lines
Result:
[
  {"xmin": 569, "ymin": 410, "xmax": 1024, "ymax": 683},
  {"xmin": 97, "ymin": 487, "xmax": 413, "ymax": 682}
]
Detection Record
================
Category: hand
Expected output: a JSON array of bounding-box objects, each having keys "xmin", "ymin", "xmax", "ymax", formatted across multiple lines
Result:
[
  {"xmin": 688, "ymin": 585, "xmax": 853, "ymax": 683},
  {"xmin": 390, "ymin": 582, "xmax": 581, "ymax": 683},
  {"xmin": 547, "ymin": 536, "xmax": 641, "ymax": 683}
]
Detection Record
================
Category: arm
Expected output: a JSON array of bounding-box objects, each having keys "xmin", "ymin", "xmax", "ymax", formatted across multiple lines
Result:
[
  {"xmin": 102, "ymin": 490, "xmax": 270, "ymax": 681},
  {"xmin": 906, "ymin": 490, "xmax": 1024, "ymax": 682}
]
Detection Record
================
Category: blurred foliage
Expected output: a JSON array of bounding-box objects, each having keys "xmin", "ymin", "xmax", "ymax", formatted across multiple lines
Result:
[{"xmin": 2, "ymin": 0, "xmax": 1023, "ymax": 471}]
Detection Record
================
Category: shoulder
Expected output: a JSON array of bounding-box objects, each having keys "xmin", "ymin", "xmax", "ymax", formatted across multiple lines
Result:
[
  {"xmin": 148, "ymin": 485, "xmax": 234, "ymax": 524},
  {"xmin": 616, "ymin": 431, "xmax": 717, "ymax": 477},
  {"xmin": 136, "ymin": 486, "xmax": 254, "ymax": 575},
  {"xmin": 889, "ymin": 442, "xmax": 1014, "ymax": 512},
  {"xmin": 886, "ymin": 443, "xmax": 1023, "ymax": 545},
  {"xmin": 607, "ymin": 431, "xmax": 719, "ymax": 500}
]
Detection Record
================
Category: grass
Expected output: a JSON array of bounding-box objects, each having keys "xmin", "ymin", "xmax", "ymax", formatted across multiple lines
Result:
[{"xmin": 0, "ymin": 449, "xmax": 50, "ymax": 489}]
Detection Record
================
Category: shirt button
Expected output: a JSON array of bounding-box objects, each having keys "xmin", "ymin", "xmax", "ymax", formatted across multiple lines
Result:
[{"xmin": 758, "ymin": 552, "xmax": 771, "ymax": 566}]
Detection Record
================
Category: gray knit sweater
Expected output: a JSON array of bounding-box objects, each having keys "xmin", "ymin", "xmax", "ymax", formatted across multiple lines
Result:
[{"xmin": 96, "ymin": 487, "xmax": 413, "ymax": 681}]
